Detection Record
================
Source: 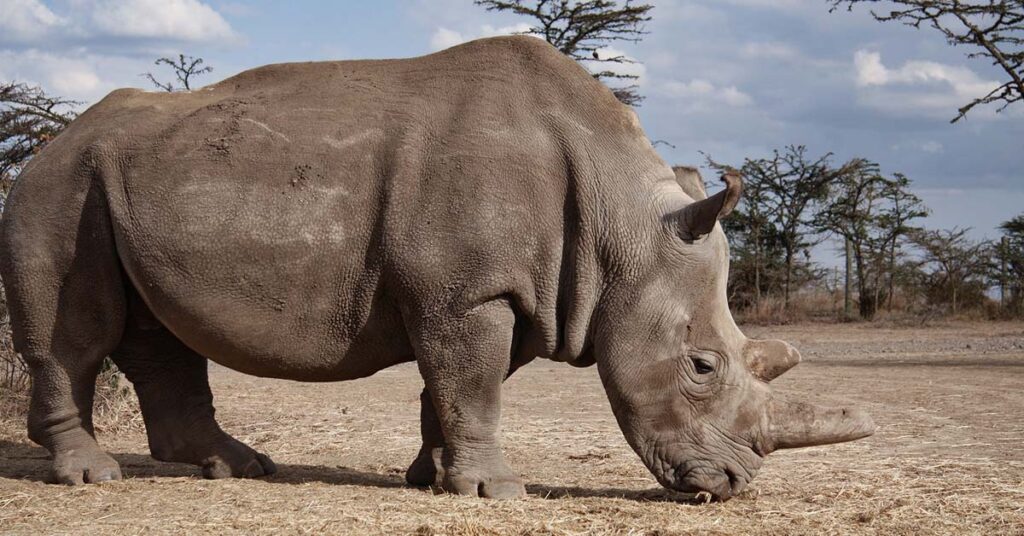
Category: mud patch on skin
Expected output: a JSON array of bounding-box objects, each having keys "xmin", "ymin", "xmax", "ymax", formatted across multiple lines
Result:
[
  {"xmin": 195, "ymin": 97, "xmax": 261, "ymax": 158},
  {"xmin": 290, "ymin": 164, "xmax": 323, "ymax": 188},
  {"xmin": 204, "ymin": 137, "xmax": 231, "ymax": 156}
]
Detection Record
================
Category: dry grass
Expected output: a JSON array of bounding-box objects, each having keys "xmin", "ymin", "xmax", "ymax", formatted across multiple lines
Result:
[{"xmin": 1, "ymin": 321, "xmax": 1023, "ymax": 535}]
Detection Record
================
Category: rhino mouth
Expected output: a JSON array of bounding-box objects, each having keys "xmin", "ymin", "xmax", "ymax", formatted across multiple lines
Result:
[{"xmin": 666, "ymin": 459, "xmax": 759, "ymax": 500}]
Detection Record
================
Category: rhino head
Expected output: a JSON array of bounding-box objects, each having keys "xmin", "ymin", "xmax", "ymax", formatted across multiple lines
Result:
[{"xmin": 593, "ymin": 169, "xmax": 875, "ymax": 500}]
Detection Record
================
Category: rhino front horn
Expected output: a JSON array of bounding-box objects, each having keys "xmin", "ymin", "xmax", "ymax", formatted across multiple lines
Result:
[
  {"xmin": 671, "ymin": 170, "xmax": 742, "ymax": 240},
  {"xmin": 766, "ymin": 398, "xmax": 876, "ymax": 453}
]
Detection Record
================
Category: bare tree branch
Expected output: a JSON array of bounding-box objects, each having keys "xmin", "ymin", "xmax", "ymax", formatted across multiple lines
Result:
[
  {"xmin": 142, "ymin": 54, "xmax": 214, "ymax": 92},
  {"xmin": 831, "ymin": 0, "xmax": 1024, "ymax": 122},
  {"xmin": 475, "ymin": 0, "xmax": 653, "ymax": 105},
  {"xmin": 1, "ymin": 82, "xmax": 79, "ymax": 207}
]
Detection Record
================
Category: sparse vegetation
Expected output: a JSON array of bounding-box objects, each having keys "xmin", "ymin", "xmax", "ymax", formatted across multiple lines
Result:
[{"xmin": 702, "ymin": 146, "xmax": 1011, "ymax": 324}]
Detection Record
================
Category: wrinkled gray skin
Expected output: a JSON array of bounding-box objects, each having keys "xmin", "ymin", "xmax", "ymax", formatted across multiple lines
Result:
[{"xmin": 0, "ymin": 36, "xmax": 874, "ymax": 500}]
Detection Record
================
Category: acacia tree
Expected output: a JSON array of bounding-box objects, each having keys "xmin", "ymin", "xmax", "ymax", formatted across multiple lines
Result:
[
  {"xmin": 143, "ymin": 54, "xmax": 213, "ymax": 92},
  {"xmin": 733, "ymin": 146, "xmax": 851, "ymax": 310},
  {"xmin": 995, "ymin": 214, "xmax": 1024, "ymax": 313},
  {"xmin": 475, "ymin": 0, "xmax": 653, "ymax": 105},
  {"xmin": 911, "ymin": 227, "xmax": 991, "ymax": 314},
  {"xmin": 710, "ymin": 161, "xmax": 782, "ymax": 310},
  {"xmin": 831, "ymin": 0, "xmax": 1024, "ymax": 122},
  {"xmin": 1, "ymin": 83, "xmax": 78, "ymax": 212},
  {"xmin": 817, "ymin": 161, "xmax": 929, "ymax": 319},
  {"xmin": 879, "ymin": 173, "xmax": 931, "ymax": 310}
]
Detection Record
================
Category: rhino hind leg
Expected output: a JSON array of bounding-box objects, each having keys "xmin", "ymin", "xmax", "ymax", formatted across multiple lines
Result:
[
  {"xmin": 1, "ymin": 183, "xmax": 126, "ymax": 484},
  {"xmin": 110, "ymin": 290, "xmax": 276, "ymax": 480},
  {"xmin": 409, "ymin": 299, "xmax": 526, "ymax": 499}
]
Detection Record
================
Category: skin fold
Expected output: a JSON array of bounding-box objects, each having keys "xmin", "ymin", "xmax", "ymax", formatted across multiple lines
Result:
[{"xmin": 0, "ymin": 36, "xmax": 874, "ymax": 499}]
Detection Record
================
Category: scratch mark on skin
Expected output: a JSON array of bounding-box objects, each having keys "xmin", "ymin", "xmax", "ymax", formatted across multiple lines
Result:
[
  {"xmin": 322, "ymin": 130, "xmax": 381, "ymax": 150},
  {"xmin": 242, "ymin": 118, "xmax": 290, "ymax": 142}
]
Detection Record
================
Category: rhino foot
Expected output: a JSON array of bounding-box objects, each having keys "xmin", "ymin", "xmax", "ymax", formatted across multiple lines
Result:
[
  {"xmin": 197, "ymin": 438, "xmax": 277, "ymax": 479},
  {"xmin": 51, "ymin": 447, "xmax": 123, "ymax": 485},
  {"xmin": 441, "ymin": 465, "xmax": 526, "ymax": 499},
  {"xmin": 406, "ymin": 446, "xmax": 443, "ymax": 487}
]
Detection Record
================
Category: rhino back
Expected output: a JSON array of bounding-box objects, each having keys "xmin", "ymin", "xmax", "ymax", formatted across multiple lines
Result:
[{"xmin": 77, "ymin": 36, "xmax": 656, "ymax": 378}]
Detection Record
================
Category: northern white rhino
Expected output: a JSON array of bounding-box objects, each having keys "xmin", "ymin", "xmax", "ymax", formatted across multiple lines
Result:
[{"xmin": 0, "ymin": 36, "xmax": 873, "ymax": 500}]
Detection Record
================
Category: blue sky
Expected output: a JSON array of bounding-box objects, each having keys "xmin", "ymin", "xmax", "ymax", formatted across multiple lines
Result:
[{"xmin": 1, "ymin": 0, "xmax": 1021, "ymax": 261}]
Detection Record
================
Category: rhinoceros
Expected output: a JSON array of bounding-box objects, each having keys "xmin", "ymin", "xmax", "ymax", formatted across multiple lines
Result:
[{"xmin": 0, "ymin": 36, "xmax": 874, "ymax": 500}]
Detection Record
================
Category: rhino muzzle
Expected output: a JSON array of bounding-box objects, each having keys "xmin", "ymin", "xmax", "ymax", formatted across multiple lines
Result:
[{"xmin": 669, "ymin": 460, "xmax": 759, "ymax": 500}]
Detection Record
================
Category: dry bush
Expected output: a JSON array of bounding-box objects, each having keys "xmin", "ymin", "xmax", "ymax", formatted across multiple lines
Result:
[
  {"xmin": 92, "ymin": 361, "xmax": 143, "ymax": 434},
  {"xmin": 0, "ymin": 290, "xmax": 30, "ymax": 422},
  {"xmin": 734, "ymin": 284, "xmax": 1009, "ymax": 327},
  {"xmin": 733, "ymin": 290, "xmax": 845, "ymax": 325},
  {"xmin": 0, "ymin": 315, "xmax": 30, "ymax": 423}
]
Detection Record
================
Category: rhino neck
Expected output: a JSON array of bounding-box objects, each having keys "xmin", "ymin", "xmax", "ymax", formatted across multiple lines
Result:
[
  {"xmin": 538, "ymin": 139, "xmax": 670, "ymax": 368},
  {"xmin": 547, "ymin": 185, "xmax": 603, "ymax": 367}
]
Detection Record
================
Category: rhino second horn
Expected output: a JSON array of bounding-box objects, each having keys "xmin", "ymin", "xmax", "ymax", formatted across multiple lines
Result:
[
  {"xmin": 672, "ymin": 170, "xmax": 742, "ymax": 240},
  {"xmin": 765, "ymin": 398, "xmax": 876, "ymax": 453},
  {"xmin": 745, "ymin": 339, "xmax": 801, "ymax": 382}
]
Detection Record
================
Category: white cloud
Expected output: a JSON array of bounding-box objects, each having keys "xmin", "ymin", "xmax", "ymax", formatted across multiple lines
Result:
[
  {"xmin": 661, "ymin": 78, "xmax": 754, "ymax": 109},
  {"xmin": 891, "ymin": 140, "xmax": 945, "ymax": 154},
  {"xmin": 853, "ymin": 50, "xmax": 1001, "ymax": 116},
  {"xmin": 853, "ymin": 50, "xmax": 890, "ymax": 86},
  {"xmin": 430, "ymin": 28, "xmax": 466, "ymax": 50},
  {"xmin": 429, "ymin": 23, "xmax": 533, "ymax": 50},
  {"xmin": 720, "ymin": 0, "xmax": 805, "ymax": 8},
  {"xmin": 0, "ymin": 0, "xmax": 66, "ymax": 43},
  {"xmin": 90, "ymin": 0, "xmax": 236, "ymax": 42},
  {"xmin": 739, "ymin": 41, "xmax": 800, "ymax": 61},
  {"xmin": 0, "ymin": 0, "xmax": 238, "ymax": 110},
  {"xmin": 0, "ymin": 48, "xmax": 152, "ymax": 103},
  {"xmin": 919, "ymin": 140, "xmax": 944, "ymax": 154}
]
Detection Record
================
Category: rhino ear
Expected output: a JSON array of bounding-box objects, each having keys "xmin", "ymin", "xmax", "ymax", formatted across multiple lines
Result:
[
  {"xmin": 672, "ymin": 166, "xmax": 708, "ymax": 201},
  {"xmin": 744, "ymin": 339, "xmax": 801, "ymax": 381},
  {"xmin": 669, "ymin": 170, "xmax": 742, "ymax": 240}
]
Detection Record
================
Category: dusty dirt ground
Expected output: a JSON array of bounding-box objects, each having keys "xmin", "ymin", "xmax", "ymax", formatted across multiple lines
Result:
[{"xmin": 2, "ymin": 321, "xmax": 1023, "ymax": 535}]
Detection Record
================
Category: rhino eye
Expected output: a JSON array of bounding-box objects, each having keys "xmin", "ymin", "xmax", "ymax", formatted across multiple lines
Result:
[{"xmin": 691, "ymin": 356, "xmax": 715, "ymax": 375}]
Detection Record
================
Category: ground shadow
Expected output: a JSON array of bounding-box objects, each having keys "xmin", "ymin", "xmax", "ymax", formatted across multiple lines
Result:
[
  {"xmin": 527, "ymin": 483, "xmax": 705, "ymax": 504},
  {"xmin": 0, "ymin": 439, "xmax": 700, "ymax": 502},
  {"xmin": 0, "ymin": 439, "xmax": 402, "ymax": 489}
]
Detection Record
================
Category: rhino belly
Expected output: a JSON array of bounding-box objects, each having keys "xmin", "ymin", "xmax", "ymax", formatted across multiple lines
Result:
[{"xmin": 104, "ymin": 144, "xmax": 410, "ymax": 380}]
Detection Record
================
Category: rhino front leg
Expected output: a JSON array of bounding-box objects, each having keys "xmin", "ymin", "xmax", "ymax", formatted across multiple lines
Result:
[
  {"xmin": 409, "ymin": 299, "xmax": 525, "ymax": 499},
  {"xmin": 406, "ymin": 354, "xmax": 535, "ymax": 487}
]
